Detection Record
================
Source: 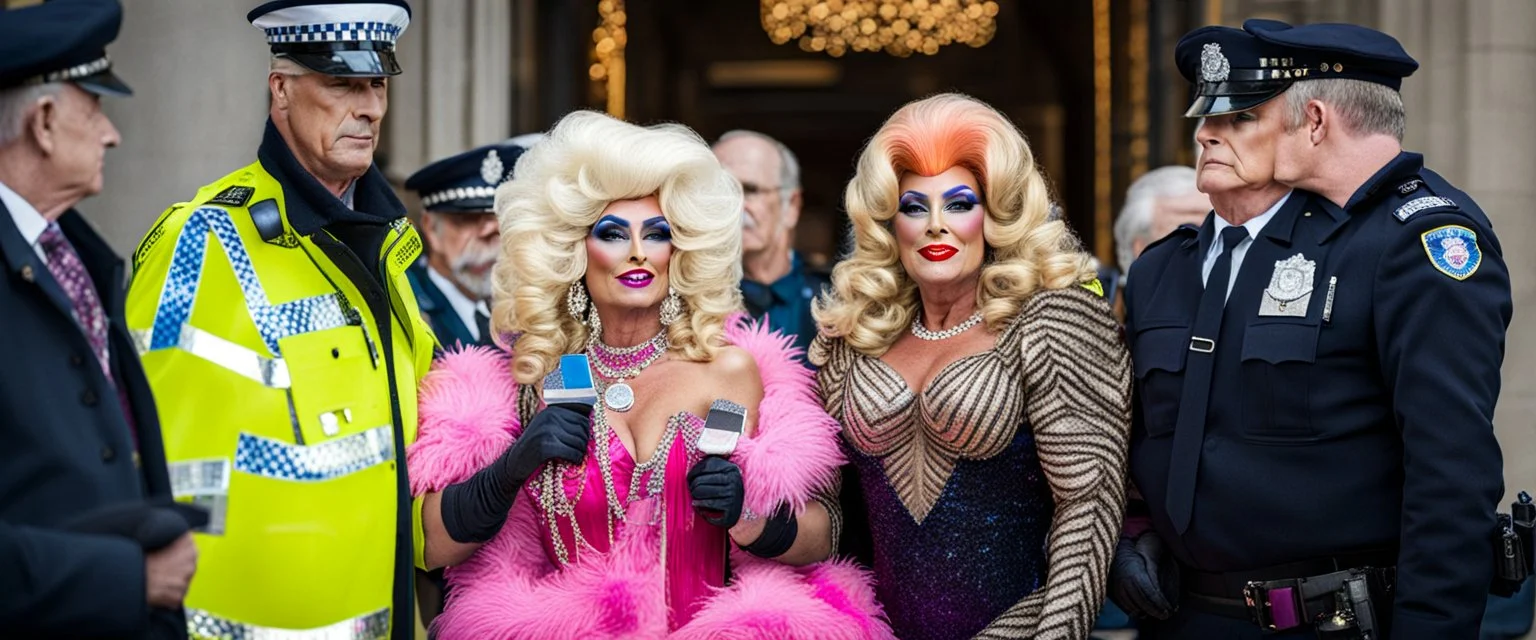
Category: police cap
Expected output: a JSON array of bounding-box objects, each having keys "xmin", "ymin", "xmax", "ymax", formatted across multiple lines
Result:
[
  {"xmin": 248, "ymin": 0, "xmax": 412, "ymax": 78},
  {"xmin": 405, "ymin": 141, "xmax": 530, "ymax": 214},
  {"xmin": 1177, "ymin": 20, "xmax": 1420, "ymax": 118},
  {"xmin": 1176, "ymin": 25, "xmax": 1302, "ymax": 117},
  {"xmin": 0, "ymin": 0, "xmax": 132, "ymax": 97},
  {"xmin": 1243, "ymin": 19, "xmax": 1419, "ymax": 90}
]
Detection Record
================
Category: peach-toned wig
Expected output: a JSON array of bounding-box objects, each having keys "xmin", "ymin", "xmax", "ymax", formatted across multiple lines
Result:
[{"xmin": 812, "ymin": 93, "xmax": 1096, "ymax": 358}]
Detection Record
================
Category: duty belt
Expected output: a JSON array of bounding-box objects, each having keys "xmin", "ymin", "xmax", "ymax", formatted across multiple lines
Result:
[{"xmin": 1181, "ymin": 549, "xmax": 1397, "ymax": 635}]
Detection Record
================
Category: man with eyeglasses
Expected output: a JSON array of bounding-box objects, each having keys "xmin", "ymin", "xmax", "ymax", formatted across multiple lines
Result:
[{"xmin": 712, "ymin": 130, "xmax": 828, "ymax": 359}]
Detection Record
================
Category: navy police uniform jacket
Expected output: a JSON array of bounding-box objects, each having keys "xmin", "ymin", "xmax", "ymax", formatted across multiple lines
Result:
[
  {"xmin": 0, "ymin": 204, "xmax": 177, "ymax": 637},
  {"xmin": 405, "ymin": 261, "xmax": 489, "ymax": 350},
  {"xmin": 1125, "ymin": 152, "xmax": 1511, "ymax": 638}
]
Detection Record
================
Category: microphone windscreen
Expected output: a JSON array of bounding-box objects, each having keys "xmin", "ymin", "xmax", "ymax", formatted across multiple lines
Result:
[{"xmin": 543, "ymin": 353, "xmax": 598, "ymax": 407}]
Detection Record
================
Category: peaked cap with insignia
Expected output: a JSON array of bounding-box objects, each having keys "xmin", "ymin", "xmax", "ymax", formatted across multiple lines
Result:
[
  {"xmin": 1176, "ymin": 20, "xmax": 1420, "ymax": 118},
  {"xmin": 248, "ymin": 0, "xmax": 412, "ymax": 77},
  {"xmin": 0, "ymin": 0, "xmax": 133, "ymax": 97},
  {"xmin": 404, "ymin": 140, "xmax": 535, "ymax": 213}
]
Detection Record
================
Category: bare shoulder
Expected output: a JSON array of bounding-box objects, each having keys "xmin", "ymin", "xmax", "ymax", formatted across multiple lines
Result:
[
  {"xmin": 660, "ymin": 345, "xmax": 763, "ymax": 406},
  {"xmin": 708, "ymin": 345, "xmax": 761, "ymax": 382},
  {"xmin": 687, "ymin": 346, "xmax": 764, "ymax": 434}
]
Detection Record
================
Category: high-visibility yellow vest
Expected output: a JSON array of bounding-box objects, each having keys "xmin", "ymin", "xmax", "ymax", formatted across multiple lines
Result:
[{"xmin": 126, "ymin": 161, "xmax": 434, "ymax": 638}]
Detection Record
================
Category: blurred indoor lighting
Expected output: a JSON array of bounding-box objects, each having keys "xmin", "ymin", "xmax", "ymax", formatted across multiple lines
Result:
[{"xmin": 760, "ymin": 0, "xmax": 999, "ymax": 58}]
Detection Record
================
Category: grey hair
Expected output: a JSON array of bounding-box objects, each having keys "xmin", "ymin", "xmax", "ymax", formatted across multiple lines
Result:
[
  {"xmin": 1113, "ymin": 165, "xmax": 1199, "ymax": 273},
  {"xmin": 1283, "ymin": 78, "xmax": 1405, "ymax": 141},
  {"xmin": 716, "ymin": 129, "xmax": 800, "ymax": 193},
  {"xmin": 0, "ymin": 83, "xmax": 64, "ymax": 147},
  {"xmin": 269, "ymin": 55, "xmax": 311, "ymax": 77}
]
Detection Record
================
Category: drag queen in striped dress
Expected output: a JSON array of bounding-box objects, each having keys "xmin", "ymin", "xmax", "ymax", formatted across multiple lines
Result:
[{"xmin": 812, "ymin": 93, "xmax": 1133, "ymax": 640}]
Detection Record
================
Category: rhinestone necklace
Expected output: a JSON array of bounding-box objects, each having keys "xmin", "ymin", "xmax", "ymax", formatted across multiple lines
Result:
[
  {"xmin": 586, "ymin": 329, "xmax": 668, "ymax": 412},
  {"xmin": 910, "ymin": 310, "xmax": 984, "ymax": 341},
  {"xmin": 538, "ymin": 401, "xmax": 682, "ymax": 566}
]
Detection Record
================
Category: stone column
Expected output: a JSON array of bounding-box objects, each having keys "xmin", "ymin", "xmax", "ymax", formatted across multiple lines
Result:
[
  {"xmin": 386, "ymin": 0, "xmax": 519, "ymax": 183},
  {"xmin": 97, "ymin": 0, "xmax": 268, "ymax": 257}
]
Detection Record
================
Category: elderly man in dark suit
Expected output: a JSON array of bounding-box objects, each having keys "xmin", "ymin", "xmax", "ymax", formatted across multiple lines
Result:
[{"xmin": 0, "ymin": 1, "xmax": 198, "ymax": 637}]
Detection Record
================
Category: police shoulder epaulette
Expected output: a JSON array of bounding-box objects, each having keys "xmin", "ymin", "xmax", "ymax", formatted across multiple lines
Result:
[
  {"xmin": 205, "ymin": 185, "xmax": 255, "ymax": 208},
  {"xmin": 1391, "ymin": 177, "xmax": 1460, "ymax": 223}
]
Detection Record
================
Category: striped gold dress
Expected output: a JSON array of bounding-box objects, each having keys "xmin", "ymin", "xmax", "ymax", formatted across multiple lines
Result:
[{"xmin": 814, "ymin": 286, "xmax": 1132, "ymax": 640}]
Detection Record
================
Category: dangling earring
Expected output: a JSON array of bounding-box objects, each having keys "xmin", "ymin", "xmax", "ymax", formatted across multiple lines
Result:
[
  {"xmin": 567, "ymin": 281, "xmax": 589, "ymax": 324},
  {"xmin": 587, "ymin": 302, "xmax": 603, "ymax": 338},
  {"xmin": 659, "ymin": 287, "xmax": 683, "ymax": 326}
]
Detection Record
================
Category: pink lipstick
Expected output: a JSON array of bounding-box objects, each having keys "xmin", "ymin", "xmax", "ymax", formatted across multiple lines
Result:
[{"xmin": 617, "ymin": 269, "xmax": 654, "ymax": 289}]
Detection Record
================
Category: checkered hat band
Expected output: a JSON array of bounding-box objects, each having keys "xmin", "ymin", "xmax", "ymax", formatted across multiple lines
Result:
[
  {"xmin": 421, "ymin": 186, "xmax": 496, "ymax": 208},
  {"xmin": 265, "ymin": 21, "xmax": 402, "ymax": 44},
  {"xmin": 35, "ymin": 57, "xmax": 112, "ymax": 83}
]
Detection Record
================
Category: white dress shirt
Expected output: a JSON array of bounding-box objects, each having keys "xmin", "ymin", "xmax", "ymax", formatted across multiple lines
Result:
[
  {"xmin": 1202, "ymin": 190, "xmax": 1292, "ymax": 301},
  {"xmin": 0, "ymin": 180, "xmax": 50, "ymax": 264},
  {"xmin": 425, "ymin": 265, "xmax": 489, "ymax": 341}
]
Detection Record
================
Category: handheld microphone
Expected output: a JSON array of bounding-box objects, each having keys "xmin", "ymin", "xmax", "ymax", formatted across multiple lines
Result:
[
  {"xmin": 542, "ymin": 354, "xmax": 598, "ymax": 408},
  {"xmin": 698, "ymin": 399, "xmax": 748, "ymax": 456}
]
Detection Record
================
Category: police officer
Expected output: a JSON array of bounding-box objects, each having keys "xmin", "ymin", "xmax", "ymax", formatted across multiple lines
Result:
[
  {"xmin": 1113, "ymin": 22, "xmax": 1510, "ymax": 640},
  {"xmin": 0, "ymin": 2, "xmax": 203, "ymax": 638},
  {"xmin": 404, "ymin": 141, "xmax": 528, "ymax": 349},
  {"xmin": 125, "ymin": 2, "xmax": 435, "ymax": 637}
]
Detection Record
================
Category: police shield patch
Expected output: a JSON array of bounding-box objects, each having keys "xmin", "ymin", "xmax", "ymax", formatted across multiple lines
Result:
[{"xmin": 1421, "ymin": 225, "xmax": 1481, "ymax": 280}]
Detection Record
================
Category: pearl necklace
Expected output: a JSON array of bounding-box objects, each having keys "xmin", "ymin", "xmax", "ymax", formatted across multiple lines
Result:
[{"xmin": 910, "ymin": 310, "xmax": 984, "ymax": 341}]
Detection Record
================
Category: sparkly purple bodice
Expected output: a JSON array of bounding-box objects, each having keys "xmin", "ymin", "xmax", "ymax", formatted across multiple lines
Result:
[{"xmin": 847, "ymin": 426, "xmax": 1053, "ymax": 640}]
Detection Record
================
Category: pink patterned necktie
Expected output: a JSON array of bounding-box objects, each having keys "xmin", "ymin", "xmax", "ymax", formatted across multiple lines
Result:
[{"xmin": 38, "ymin": 224, "xmax": 111, "ymax": 378}]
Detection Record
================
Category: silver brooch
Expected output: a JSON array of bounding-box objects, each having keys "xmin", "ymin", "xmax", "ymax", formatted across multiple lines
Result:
[
  {"xmin": 480, "ymin": 149, "xmax": 504, "ymax": 185},
  {"xmin": 1201, "ymin": 42, "xmax": 1231, "ymax": 82}
]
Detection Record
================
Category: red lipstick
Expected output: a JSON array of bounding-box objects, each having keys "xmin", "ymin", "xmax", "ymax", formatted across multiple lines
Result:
[{"xmin": 918, "ymin": 244, "xmax": 958, "ymax": 262}]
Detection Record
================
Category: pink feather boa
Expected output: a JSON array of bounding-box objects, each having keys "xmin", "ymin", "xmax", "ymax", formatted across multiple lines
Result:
[{"xmin": 409, "ymin": 317, "xmax": 894, "ymax": 639}]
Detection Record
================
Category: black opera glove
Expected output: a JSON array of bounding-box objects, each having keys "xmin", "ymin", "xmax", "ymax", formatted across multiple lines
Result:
[
  {"xmin": 441, "ymin": 403, "xmax": 593, "ymax": 543},
  {"xmin": 687, "ymin": 455, "xmax": 745, "ymax": 529}
]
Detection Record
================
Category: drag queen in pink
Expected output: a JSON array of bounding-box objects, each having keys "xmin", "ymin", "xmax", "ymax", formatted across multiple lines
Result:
[{"xmin": 407, "ymin": 110, "xmax": 892, "ymax": 639}]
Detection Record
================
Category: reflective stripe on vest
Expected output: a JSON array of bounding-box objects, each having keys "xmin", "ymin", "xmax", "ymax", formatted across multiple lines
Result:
[
  {"xmin": 169, "ymin": 458, "xmax": 232, "ymax": 535},
  {"xmin": 233, "ymin": 426, "xmax": 395, "ymax": 482},
  {"xmin": 141, "ymin": 206, "xmax": 351, "ymax": 365},
  {"xmin": 133, "ymin": 324, "xmax": 291, "ymax": 388},
  {"xmin": 187, "ymin": 606, "xmax": 390, "ymax": 640}
]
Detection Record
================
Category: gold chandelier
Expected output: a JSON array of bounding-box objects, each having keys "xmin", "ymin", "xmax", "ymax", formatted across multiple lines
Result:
[{"xmin": 761, "ymin": 0, "xmax": 999, "ymax": 58}]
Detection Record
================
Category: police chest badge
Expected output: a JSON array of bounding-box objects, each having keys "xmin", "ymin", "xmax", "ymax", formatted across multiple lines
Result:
[
  {"xmin": 1259, "ymin": 253, "xmax": 1316, "ymax": 317},
  {"xmin": 1421, "ymin": 225, "xmax": 1481, "ymax": 280}
]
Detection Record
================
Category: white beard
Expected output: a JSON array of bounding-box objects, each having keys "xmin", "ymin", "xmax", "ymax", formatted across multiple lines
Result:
[{"xmin": 449, "ymin": 243, "xmax": 499, "ymax": 301}]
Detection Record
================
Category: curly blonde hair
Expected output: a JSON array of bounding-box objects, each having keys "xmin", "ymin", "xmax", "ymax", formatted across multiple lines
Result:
[
  {"xmin": 490, "ymin": 110, "xmax": 745, "ymax": 384},
  {"xmin": 812, "ymin": 93, "xmax": 1095, "ymax": 358}
]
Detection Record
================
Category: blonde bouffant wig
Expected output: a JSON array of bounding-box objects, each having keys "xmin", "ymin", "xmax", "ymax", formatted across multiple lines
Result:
[
  {"xmin": 812, "ymin": 93, "xmax": 1096, "ymax": 358},
  {"xmin": 491, "ymin": 110, "xmax": 745, "ymax": 385}
]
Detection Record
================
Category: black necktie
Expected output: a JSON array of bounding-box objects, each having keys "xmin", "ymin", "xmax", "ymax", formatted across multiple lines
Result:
[
  {"xmin": 1166, "ymin": 226, "xmax": 1250, "ymax": 534},
  {"xmin": 473, "ymin": 309, "xmax": 491, "ymax": 345}
]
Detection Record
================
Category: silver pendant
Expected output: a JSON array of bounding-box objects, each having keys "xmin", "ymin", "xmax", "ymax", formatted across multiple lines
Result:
[{"xmin": 604, "ymin": 383, "xmax": 635, "ymax": 412}]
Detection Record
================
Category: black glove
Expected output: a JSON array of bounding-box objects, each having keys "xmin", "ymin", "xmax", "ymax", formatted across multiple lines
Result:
[
  {"xmin": 687, "ymin": 455, "xmax": 744, "ymax": 528},
  {"xmin": 1109, "ymin": 532, "xmax": 1179, "ymax": 620},
  {"xmin": 441, "ymin": 403, "xmax": 593, "ymax": 543}
]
